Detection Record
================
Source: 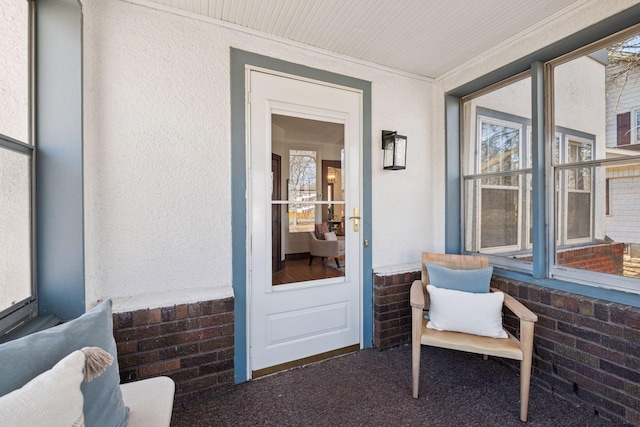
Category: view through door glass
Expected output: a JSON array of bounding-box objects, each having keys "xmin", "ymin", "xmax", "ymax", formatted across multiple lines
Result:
[{"xmin": 271, "ymin": 114, "xmax": 345, "ymax": 285}]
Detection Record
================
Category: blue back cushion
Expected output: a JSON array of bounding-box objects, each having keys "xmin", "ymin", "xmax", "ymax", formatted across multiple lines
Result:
[
  {"xmin": 0, "ymin": 299, "xmax": 129, "ymax": 426},
  {"xmin": 426, "ymin": 263, "xmax": 493, "ymax": 293}
]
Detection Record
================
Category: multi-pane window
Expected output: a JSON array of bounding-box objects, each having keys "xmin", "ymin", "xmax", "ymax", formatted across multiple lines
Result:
[
  {"xmin": 0, "ymin": 0, "xmax": 34, "ymax": 322},
  {"xmin": 477, "ymin": 117, "xmax": 523, "ymax": 252},
  {"xmin": 462, "ymin": 76, "xmax": 532, "ymax": 260},
  {"xmin": 460, "ymin": 25, "xmax": 640, "ymax": 293}
]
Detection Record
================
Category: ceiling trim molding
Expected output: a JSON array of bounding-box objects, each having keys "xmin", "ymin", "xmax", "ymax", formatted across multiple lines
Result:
[{"xmin": 121, "ymin": 0, "xmax": 434, "ymax": 83}]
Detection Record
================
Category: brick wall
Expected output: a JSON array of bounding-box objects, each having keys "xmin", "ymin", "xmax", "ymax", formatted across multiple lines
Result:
[
  {"xmin": 373, "ymin": 270, "xmax": 420, "ymax": 349},
  {"xmin": 373, "ymin": 269, "xmax": 640, "ymax": 426},
  {"xmin": 520, "ymin": 243, "xmax": 625, "ymax": 276},
  {"xmin": 492, "ymin": 277, "xmax": 640, "ymax": 426},
  {"xmin": 112, "ymin": 297, "xmax": 234, "ymax": 408},
  {"xmin": 556, "ymin": 243, "xmax": 625, "ymax": 275}
]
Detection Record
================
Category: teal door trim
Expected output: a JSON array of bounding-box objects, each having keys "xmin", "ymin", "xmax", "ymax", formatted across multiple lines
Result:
[{"xmin": 230, "ymin": 49, "xmax": 373, "ymax": 383}]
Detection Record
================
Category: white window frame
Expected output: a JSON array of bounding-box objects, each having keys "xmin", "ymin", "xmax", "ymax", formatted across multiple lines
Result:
[
  {"xmin": 474, "ymin": 115, "xmax": 524, "ymax": 254},
  {"xmin": 561, "ymin": 135, "xmax": 594, "ymax": 245},
  {"xmin": 635, "ymin": 109, "xmax": 640, "ymax": 144}
]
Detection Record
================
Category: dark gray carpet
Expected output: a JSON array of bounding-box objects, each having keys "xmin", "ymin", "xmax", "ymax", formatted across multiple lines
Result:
[{"xmin": 171, "ymin": 345, "xmax": 616, "ymax": 426}]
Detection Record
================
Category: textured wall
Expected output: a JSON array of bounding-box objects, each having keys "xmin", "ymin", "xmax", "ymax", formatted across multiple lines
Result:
[
  {"xmin": 81, "ymin": 0, "xmax": 436, "ymax": 305},
  {"xmin": 0, "ymin": 0, "xmax": 28, "ymax": 142}
]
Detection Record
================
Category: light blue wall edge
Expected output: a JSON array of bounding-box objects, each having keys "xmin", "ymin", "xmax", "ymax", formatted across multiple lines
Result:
[
  {"xmin": 36, "ymin": 0, "xmax": 85, "ymax": 319},
  {"xmin": 445, "ymin": 4, "xmax": 640, "ymax": 309},
  {"xmin": 230, "ymin": 48, "xmax": 373, "ymax": 384}
]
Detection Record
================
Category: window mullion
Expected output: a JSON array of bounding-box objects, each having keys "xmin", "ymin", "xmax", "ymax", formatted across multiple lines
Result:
[{"xmin": 531, "ymin": 61, "xmax": 547, "ymax": 278}]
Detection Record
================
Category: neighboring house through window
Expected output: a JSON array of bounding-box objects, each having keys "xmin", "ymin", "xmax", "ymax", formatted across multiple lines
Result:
[{"xmin": 455, "ymin": 24, "xmax": 640, "ymax": 295}]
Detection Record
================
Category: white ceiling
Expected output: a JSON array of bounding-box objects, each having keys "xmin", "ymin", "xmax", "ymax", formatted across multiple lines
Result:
[{"xmin": 143, "ymin": 0, "xmax": 581, "ymax": 78}]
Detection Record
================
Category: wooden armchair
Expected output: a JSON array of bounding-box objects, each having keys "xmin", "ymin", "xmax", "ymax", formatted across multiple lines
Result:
[{"xmin": 410, "ymin": 252, "xmax": 538, "ymax": 422}]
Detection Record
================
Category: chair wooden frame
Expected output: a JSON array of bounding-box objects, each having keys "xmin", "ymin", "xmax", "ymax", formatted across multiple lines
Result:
[{"xmin": 410, "ymin": 252, "xmax": 538, "ymax": 422}]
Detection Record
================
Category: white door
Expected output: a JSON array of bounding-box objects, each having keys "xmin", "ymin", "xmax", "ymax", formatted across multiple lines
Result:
[{"xmin": 248, "ymin": 69, "xmax": 362, "ymax": 376}]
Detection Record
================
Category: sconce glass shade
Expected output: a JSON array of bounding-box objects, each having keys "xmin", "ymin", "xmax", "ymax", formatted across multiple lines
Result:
[
  {"xmin": 327, "ymin": 167, "xmax": 336, "ymax": 183},
  {"xmin": 382, "ymin": 130, "xmax": 407, "ymax": 170}
]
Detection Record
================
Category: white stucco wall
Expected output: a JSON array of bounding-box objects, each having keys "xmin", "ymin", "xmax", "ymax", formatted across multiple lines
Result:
[
  {"xmin": 0, "ymin": 0, "xmax": 28, "ymax": 142},
  {"xmin": 82, "ymin": 0, "xmax": 640, "ymax": 308},
  {"xmin": 82, "ymin": 0, "xmax": 437, "ymax": 307}
]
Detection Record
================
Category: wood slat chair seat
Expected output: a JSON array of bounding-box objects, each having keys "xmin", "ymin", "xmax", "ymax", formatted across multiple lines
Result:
[
  {"xmin": 411, "ymin": 252, "xmax": 538, "ymax": 422},
  {"xmin": 419, "ymin": 318, "xmax": 523, "ymax": 360}
]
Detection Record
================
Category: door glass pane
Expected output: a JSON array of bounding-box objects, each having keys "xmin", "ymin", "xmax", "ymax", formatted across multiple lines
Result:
[
  {"xmin": 271, "ymin": 114, "xmax": 345, "ymax": 286},
  {"xmin": 0, "ymin": 148, "xmax": 32, "ymax": 313}
]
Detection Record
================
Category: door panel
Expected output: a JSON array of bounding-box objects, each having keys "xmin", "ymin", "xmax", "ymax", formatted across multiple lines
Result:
[{"xmin": 248, "ymin": 70, "xmax": 362, "ymax": 374}]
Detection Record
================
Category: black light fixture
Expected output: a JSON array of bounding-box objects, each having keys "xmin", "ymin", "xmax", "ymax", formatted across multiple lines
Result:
[{"xmin": 382, "ymin": 130, "xmax": 407, "ymax": 170}]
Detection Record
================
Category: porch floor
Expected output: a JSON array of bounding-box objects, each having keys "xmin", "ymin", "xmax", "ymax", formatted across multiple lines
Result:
[{"xmin": 170, "ymin": 344, "xmax": 614, "ymax": 426}]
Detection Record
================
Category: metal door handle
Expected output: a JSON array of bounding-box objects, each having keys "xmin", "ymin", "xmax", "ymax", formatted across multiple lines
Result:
[{"xmin": 349, "ymin": 208, "xmax": 360, "ymax": 232}]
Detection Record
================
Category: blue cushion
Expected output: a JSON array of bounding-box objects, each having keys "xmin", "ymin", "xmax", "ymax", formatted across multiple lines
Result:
[
  {"xmin": 426, "ymin": 263, "xmax": 493, "ymax": 293},
  {"xmin": 0, "ymin": 299, "xmax": 129, "ymax": 426}
]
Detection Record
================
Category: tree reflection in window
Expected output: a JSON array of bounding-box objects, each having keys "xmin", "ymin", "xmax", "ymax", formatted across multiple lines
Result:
[{"xmin": 288, "ymin": 150, "xmax": 316, "ymax": 232}]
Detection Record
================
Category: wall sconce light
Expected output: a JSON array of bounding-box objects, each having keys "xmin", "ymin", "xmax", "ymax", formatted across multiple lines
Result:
[
  {"xmin": 327, "ymin": 167, "xmax": 336, "ymax": 184},
  {"xmin": 382, "ymin": 130, "xmax": 407, "ymax": 170}
]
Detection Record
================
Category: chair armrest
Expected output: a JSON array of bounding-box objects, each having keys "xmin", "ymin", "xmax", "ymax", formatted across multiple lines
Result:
[
  {"xmin": 492, "ymin": 287, "xmax": 538, "ymax": 322},
  {"xmin": 310, "ymin": 239, "xmax": 337, "ymax": 250},
  {"xmin": 410, "ymin": 280, "xmax": 425, "ymax": 309}
]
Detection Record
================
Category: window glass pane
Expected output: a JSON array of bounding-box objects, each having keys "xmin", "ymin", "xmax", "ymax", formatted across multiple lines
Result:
[
  {"xmin": 481, "ymin": 186, "xmax": 519, "ymax": 248},
  {"xmin": 0, "ymin": 0, "xmax": 29, "ymax": 142},
  {"xmin": 567, "ymin": 191, "xmax": 591, "ymax": 239},
  {"xmin": 553, "ymin": 29, "xmax": 640, "ymax": 285},
  {"xmin": 0, "ymin": 148, "xmax": 32, "ymax": 313},
  {"xmin": 462, "ymin": 75, "xmax": 531, "ymax": 259},
  {"xmin": 288, "ymin": 149, "xmax": 317, "ymax": 233},
  {"xmin": 480, "ymin": 121, "xmax": 521, "ymax": 174}
]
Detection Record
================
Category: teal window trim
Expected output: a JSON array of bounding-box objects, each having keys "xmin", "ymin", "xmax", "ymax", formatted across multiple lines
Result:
[
  {"xmin": 531, "ymin": 61, "xmax": 546, "ymax": 279},
  {"xmin": 35, "ymin": 0, "xmax": 85, "ymax": 319},
  {"xmin": 445, "ymin": 5, "xmax": 640, "ymax": 308},
  {"xmin": 230, "ymin": 48, "xmax": 373, "ymax": 384},
  {"xmin": 444, "ymin": 95, "xmax": 461, "ymax": 254}
]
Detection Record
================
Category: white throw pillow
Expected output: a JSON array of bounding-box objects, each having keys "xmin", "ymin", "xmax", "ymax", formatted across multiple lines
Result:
[
  {"xmin": 324, "ymin": 231, "xmax": 338, "ymax": 241},
  {"xmin": 0, "ymin": 350, "xmax": 86, "ymax": 427},
  {"xmin": 0, "ymin": 346, "xmax": 113, "ymax": 427},
  {"xmin": 426, "ymin": 284, "xmax": 508, "ymax": 339}
]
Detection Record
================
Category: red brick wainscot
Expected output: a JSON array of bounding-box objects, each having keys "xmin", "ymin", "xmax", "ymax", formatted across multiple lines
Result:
[
  {"xmin": 492, "ymin": 277, "xmax": 640, "ymax": 426},
  {"xmin": 373, "ymin": 265, "xmax": 421, "ymax": 349},
  {"xmin": 112, "ymin": 297, "xmax": 234, "ymax": 408}
]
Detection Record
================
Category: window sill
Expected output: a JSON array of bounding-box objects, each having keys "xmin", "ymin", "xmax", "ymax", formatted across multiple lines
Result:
[
  {"xmin": 493, "ymin": 267, "xmax": 640, "ymax": 309},
  {"xmin": 0, "ymin": 314, "xmax": 61, "ymax": 345}
]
